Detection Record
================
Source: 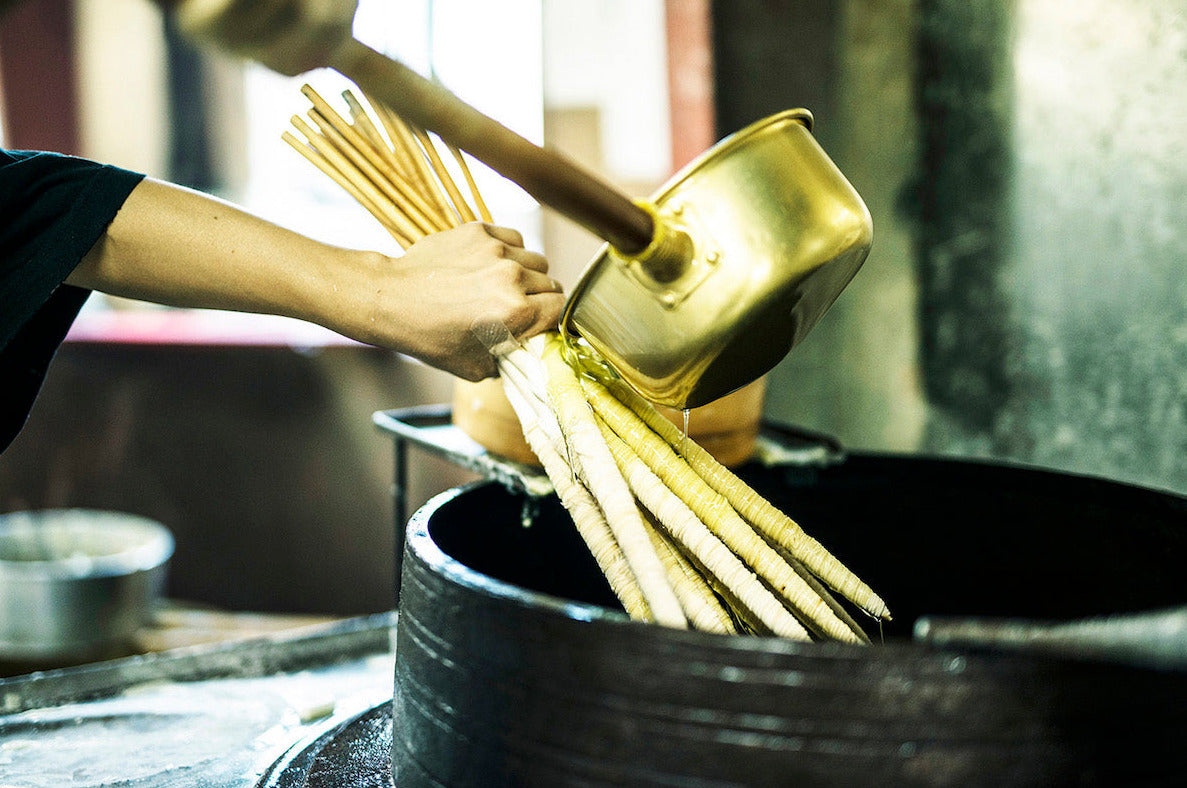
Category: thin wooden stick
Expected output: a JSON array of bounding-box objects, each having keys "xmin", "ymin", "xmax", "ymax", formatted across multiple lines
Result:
[
  {"xmin": 354, "ymin": 93, "xmax": 421, "ymax": 194},
  {"xmin": 304, "ymin": 104, "xmax": 442, "ymax": 234},
  {"xmin": 301, "ymin": 85, "xmax": 448, "ymax": 234},
  {"xmin": 341, "ymin": 89, "xmax": 411, "ymax": 180},
  {"xmin": 286, "ymin": 120, "xmax": 421, "ymax": 246},
  {"xmin": 281, "ymin": 131, "xmax": 413, "ymax": 248},
  {"xmin": 289, "ymin": 114, "xmax": 422, "ymax": 241},
  {"xmin": 303, "ymin": 86, "xmax": 394, "ymax": 171},
  {"xmin": 414, "ymin": 127, "xmax": 477, "ymax": 223},
  {"xmin": 403, "ymin": 124, "xmax": 466, "ymax": 225},
  {"xmin": 375, "ymin": 100, "xmax": 458, "ymax": 221},
  {"xmin": 447, "ymin": 142, "xmax": 494, "ymax": 223},
  {"xmin": 303, "ymin": 108, "xmax": 443, "ymax": 236},
  {"xmin": 349, "ymin": 86, "xmax": 488, "ymax": 226},
  {"xmin": 367, "ymin": 99, "xmax": 439, "ymax": 197},
  {"xmin": 341, "ymin": 91, "xmax": 387, "ymax": 147}
]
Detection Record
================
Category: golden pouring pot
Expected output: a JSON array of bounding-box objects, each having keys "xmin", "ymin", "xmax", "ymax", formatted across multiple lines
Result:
[
  {"xmin": 329, "ymin": 42, "xmax": 871, "ymax": 408},
  {"xmin": 560, "ymin": 110, "xmax": 872, "ymax": 408}
]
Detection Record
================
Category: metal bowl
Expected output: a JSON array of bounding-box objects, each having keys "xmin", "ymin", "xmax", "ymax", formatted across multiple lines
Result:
[{"xmin": 0, "ymin": 510, "xmax": 174, "ymax": 662}]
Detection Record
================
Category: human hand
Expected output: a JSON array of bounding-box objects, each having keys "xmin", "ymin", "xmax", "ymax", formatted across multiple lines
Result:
[
  {"xmin": 170, "ymin": 0, "xmax": 358, "ymax": 76},
  {"xmin": 66, "ymin": 180, "xmax": 560, "ymax": 381},
  {"xmin": 356, "ymin": 223, "xmax": 565, "ymax": 381}
]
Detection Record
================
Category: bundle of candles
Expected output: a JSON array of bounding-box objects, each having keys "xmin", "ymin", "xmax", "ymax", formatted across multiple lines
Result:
[{"xmin": 284, "ymin": 84, "xmax": 890, "ymax": 641}]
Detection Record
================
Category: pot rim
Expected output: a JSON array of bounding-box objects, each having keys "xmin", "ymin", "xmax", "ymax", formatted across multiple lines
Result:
[
  {"xmin": 406, "ymin": 482, "xmax": 886, "ymax": 663},
  {"xmin": 406, "ymin": 484, "xmax": 629, "ymax": 627},
  {"xmin": 404, "ymin": 475, "xmax": 1187, "ymax": 673},
  {"xmin": 0, "ymin": 509, "xmax": 174, "ymax": 580}
]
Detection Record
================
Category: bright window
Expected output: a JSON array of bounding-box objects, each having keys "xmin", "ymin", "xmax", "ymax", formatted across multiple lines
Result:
[
  {"xmin": 240, "ymin": 0, "xmax": 544, "ymax": 255},
  {"xmin": 70, "ymin": 0, "xmax": 544, "ymax": 347},
  {"xmin": 67, "ymin": 0, "xmax": 678, "ymax": 347}
]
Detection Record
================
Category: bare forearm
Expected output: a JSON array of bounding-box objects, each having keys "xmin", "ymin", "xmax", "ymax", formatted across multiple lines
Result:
[
  {"xmin": 65, "ymin": 178, "xmax": 565, "ymax": 379},
  {"xmin": 67, "ymin": 177, "xmax": 374, "ymax": 331}
]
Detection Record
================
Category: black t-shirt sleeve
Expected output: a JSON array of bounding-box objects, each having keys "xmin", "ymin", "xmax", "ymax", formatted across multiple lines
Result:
[{"xmin": 1, "ymin": 149, "xmax": 145, "ymax": 452}]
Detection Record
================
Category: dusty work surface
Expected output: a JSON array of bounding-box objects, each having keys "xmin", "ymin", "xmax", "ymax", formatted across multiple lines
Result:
[{"xmin": 0, "ymin": 614, "xmax": 395, "ymax": 787}]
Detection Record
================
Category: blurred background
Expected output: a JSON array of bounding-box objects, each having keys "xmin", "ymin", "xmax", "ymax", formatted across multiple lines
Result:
[{"xmin": 1, "ymin": 0, "xmax": 1184, "ymax": 616}]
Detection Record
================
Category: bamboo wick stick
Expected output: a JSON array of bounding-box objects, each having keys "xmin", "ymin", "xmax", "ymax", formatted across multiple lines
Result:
[
  {"xmin": 362, "ymin": 93, "xmax": 428, "ymax": 198},
  {"xmin": 372, "ymin": 101, "xmax": 483, "ymax": 229},
  {"xmin": 414, "ymin": 127, "xmax": 478, "ymax": 223},
  {"xmin": 340, "ymin": 91, "xmax": 387, "ymax": 149},
  {"xmin": 280, "ymin": 131, "xmax": 409, "ymax": 245},
  {"xmin": 447, "ymin": 143, "xmax": 494, "ymax": 223},
  {"xmin": 369, "ymin": 98, "xmax": 458, "ymax": 223},
  {"xmin": 305, "ymin": 107, "xmax": 444, "ymax": 237},
  {"xmin": 283, "ymin": 123, "xmax": 417, "ymax": 247},
  {"xmin": 288, "ymin": 113, "xmax": 423, "ymax": 242},
  {"xmin": 301, "ymin": 108, "xmax": 437, "ymax": 237},
  {"xmin": 300, "ymin": 85, "xmax": 449, "ymax": 235},
  {"xmin": 396, "ymin": 123, "xmax": 486, "ymax": 229},
  {"xmin": 404, "ymin": 124, "xmax": 467, "ymax": 226},
  {"xmin": 340, "ymin": 89, "xmax": 410, "ymax": 181},
  {"xmin": 341, "ymin": 100, "xmax": 461, "ymax": 235}
]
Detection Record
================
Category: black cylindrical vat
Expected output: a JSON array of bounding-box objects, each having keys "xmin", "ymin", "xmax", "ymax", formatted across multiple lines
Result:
[{"xmin": 394, "ymin": 454, "xmax": 1187, "ymax": 786}]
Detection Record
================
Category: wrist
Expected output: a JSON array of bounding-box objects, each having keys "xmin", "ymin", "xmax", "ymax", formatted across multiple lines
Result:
[{"xmin": 306, "ymin": 248, "xmax": 395, "ymax": 348}]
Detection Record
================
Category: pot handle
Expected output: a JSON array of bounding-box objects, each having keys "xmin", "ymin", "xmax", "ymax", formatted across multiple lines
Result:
[
  {"xmin": 914, "ymin": 605, "xmax": 1187, "ymax": 671},
  {"xmin": 329, "ymin": 39, "xmax": 655, "ymax": 255}
]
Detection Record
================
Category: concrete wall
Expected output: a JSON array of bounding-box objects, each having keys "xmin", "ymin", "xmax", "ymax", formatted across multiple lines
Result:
[
  {"xmin": 714, "ymin": 0, "xmax": 1187, "ymax": 497},
  {"xmin": 713, "ymin": 0, "xmax": 928, "ymax": 452}
]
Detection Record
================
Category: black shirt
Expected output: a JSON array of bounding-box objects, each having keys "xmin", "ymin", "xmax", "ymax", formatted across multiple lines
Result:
[{"xmin": 1, "ymin": 149, "xmax": 145, "ymax": 452}]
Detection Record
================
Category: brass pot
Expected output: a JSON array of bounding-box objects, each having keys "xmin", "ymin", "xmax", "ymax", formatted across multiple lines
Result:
[{"xmin": 561, "ymin": 110, "xmax": 872, "ymax": 409}]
